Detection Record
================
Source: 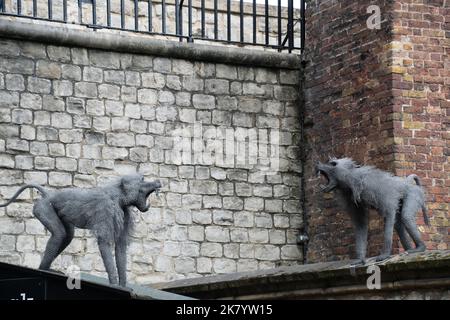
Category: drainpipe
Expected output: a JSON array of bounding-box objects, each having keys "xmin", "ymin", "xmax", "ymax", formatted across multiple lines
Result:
[{"xmin": 296, "ymin": 58, "xmax": 309, "ymax": 264}]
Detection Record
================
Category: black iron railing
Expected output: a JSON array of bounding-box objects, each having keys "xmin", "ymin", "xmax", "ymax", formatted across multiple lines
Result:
[{"xmin": 0, "ymin": 0, "xmax": 305, "ymax": 53}]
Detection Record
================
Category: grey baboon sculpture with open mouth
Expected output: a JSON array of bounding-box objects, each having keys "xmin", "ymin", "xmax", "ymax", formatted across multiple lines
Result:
[
  {"xmin": 315, "ymin": 157, "xmax": 429, "ymax": 264},
  {"xmin": 0, "ymin": 174, "xmax": 161, "ymax": 287}
]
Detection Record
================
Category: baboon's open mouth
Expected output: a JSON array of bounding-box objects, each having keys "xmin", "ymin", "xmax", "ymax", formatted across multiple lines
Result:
[
  {"xmin": 146, "ymin": 188, "xmax": 159, "ymax": 197},
  {"xmin": 141, "ymin": 182, "xmax": 161, "ymax": 211},
  {"xmin": 317, "ymin": 169, "xmax": 329, "ymax": 183},
  {"xmin": 141, "ymin": 190, "xmax": 158, "ymax": 212},
  {"xmin": 316, "ymin": 169, "xmax": 333, "ymax": 191}
]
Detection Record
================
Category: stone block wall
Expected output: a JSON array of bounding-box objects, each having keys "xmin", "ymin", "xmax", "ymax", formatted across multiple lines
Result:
[{"xmin": 0, "ymin": 34, "xmax": 303, "ymax": 283}]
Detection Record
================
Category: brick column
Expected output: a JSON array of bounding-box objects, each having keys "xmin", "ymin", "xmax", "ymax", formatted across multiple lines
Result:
[
  {"xmin": 303, "ymin": 0, "xmax": 448, "ymax": 262},
  {"xmin": 390, "ymin": 0, "xmax": 449, "ymax": 250}
]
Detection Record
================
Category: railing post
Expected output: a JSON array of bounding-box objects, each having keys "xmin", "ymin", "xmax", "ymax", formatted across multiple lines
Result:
[
  {"xmin": 121, "ymin": 0, "xmax": 125, "ymax": 29},
  {"xmin": 265, "ymin": 0, "xmax": 269, "ymax": 46},
  {"xmin": 188, "ymin": 0, "xmax": 193, "ymax": 42},
  {"xmin": 134, "ymin": 0, "xmax": 138, "ymax": 31},
  {"xmin": 227, "ymin": 0, "xmax": 231, "ymax": 42},
  {"xmin": 63, "ymin": 0, "xmax": 67, "ymax": 22},
  {"xmin": 107, "ymin": 0, "xmax": 111, "ymax": 27},
  {"xmin": 214, "ymin": 0, "xmax": 218, "ymax": 40},
  {"xmin": 92, "ymin": 0, "xmax": 97, "ymax": 26},
  {"xmin": 175, "ymin": 0, "xmax": 179, "ymax": 36},
  {"xmin": 288, "ymin": 0, "xmax": 294, "ymax": 53},
  {"xmin": 201, "ymin": 0, "xmax": 205, "ymax": 39},
  {"xmin": 179, "ymin": 0, "xmax": 184, "ymax": 42},
  {"xmin": 161, "ymin": 0, "xmax": 166, "ymax": 34},
  {"xmin": 301, "ymin": 0, "xmax": 306, "ymax": 53},
  {"xmin": 252, "ymin": 0, "xmax": 256, "ymax": 44},
  {"xmin": 277, "ymin": 0, "xmax": 281, "ymax": 51},
  {"xmin": 148, "ymin": 0, "xmax": 152, "ymax": 32},
  {"xmin": 78, "ymin": 0, "xmax": 82, "ymax": 23},
  {"xmin": 48, "ymin": 0, "xmax": 52, "ymax": 20},
  {"xmin": 33, "ymin": 0, "xmax": 37, "ymax": 17},
  {"xmin": 239, "ymin": 0, "xmax": 244, "ymax": 43}
]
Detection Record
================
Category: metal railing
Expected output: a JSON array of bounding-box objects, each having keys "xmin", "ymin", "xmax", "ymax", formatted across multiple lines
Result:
[{"xmin": 0, "ymin": 0, "xmax": 305, "ymax": 53}]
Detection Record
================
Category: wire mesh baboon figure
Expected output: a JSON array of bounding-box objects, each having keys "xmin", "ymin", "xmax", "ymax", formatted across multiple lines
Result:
[
  {"xmin": 315, "ymin": 158, "xmax": 429, "ymax": 264},
  {"xmin": 0, "ymin": 174, "xmax": 161, "ymax": 286}
]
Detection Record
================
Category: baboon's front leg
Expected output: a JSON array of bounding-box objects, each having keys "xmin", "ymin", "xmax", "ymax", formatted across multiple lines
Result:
[
  {"xmin": 115, "ymin": 237, "xmax": 127, "ymax": 287},
  {"xmin": 56, "ymin": 223, "xmax": 75, "ymax": 256},
  {"xmin": 349, "ymin": 205, "xmax": 369, "ymax": 265},
  {"xmin": 97, "ymin": 238, "xmax": 119, "ymax": 285},
  {"xmin": 376, "ymin": 212, "xmax": 396, "ymax": 262}
]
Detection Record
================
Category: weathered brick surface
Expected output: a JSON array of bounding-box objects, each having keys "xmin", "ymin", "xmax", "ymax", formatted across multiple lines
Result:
[
  {"xmin": 0, "ymin": 39, "xmax": 302, "ymax": 283},
  {"xmin": 390, "ymin": 0, "xmax": 449, "ymax": 251},
  {"xmin": 304, "ymin": 0, "xmax": 448, "ymax": 263}
]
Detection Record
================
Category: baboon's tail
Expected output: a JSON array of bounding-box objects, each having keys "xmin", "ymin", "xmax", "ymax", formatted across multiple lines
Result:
[
  {"xmin": 407, "ymin": 174, "xmax": 422, "ymax": 186},
  {"xmin": 422, "ymin": 204, "xmax": 430, "ymax": 226},
  {"xmin": 0, "ymin": 184, "xmax": 48, "ymax": 207},
  {"xmin": 407, "ymin": 174, "xmax": 430, "ymax": 226}
]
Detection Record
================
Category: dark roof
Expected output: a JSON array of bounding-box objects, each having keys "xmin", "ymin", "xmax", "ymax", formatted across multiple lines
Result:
[{"xmin": 0, "ymin": 262, "xmax": 195, "ymax": 300}]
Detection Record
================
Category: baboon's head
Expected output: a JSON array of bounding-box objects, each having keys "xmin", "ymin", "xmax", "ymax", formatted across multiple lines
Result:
[
  {"xmin": 315, "ymin": 157, "xmax": 359, "ymax": 192},
  {"xmin": 120, "ymin": 174, "xmax": 162, "ymax": 212}
]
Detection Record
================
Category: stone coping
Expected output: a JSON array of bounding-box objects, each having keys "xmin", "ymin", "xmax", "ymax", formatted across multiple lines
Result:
[
  {"xmin": 0, "ymin": 261, "xmax": 194, "ymax": 300},
  {"xmin": 0, "ymin": 18, "xmax": 301, "ymax": 70},
  {"xmin": 152, "ymin": 250, "xmax": 450, "ymax": 299}
]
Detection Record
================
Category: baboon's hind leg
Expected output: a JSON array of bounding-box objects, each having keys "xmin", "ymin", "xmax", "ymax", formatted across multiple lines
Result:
[
  {"xmin": 56, "ymin": 223, "xmax": 75, "ymax": 256},
  {"xmin": 394, "ymin": 219, "xmax": 413, "ymax": 251},
  {"xmin": 33, "ymin": 200, "xmax": 67, "ymax": 270},
  {"xmin": 401, "ymin": 197, "xmax": 426, "ymax": 253}
]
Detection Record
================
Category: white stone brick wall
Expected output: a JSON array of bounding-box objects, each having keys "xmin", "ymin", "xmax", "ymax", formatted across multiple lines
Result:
[{"xmin": 0, "ymin": 38, "xmax": 302, "ymax": 284}]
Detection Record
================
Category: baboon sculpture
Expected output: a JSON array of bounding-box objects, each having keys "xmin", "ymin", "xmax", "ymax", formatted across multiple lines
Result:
[
  {"xmin": 315, "ymin": 158, "xmax": 429, "ymax": 264},
  {"xmin": 0, "ymin": 174, "xmax": 161, "ymax": 286}
]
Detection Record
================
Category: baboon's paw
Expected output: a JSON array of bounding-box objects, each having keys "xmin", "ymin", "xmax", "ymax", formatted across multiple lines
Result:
[
  {"xmin": 406, "ymin": 246, "xmax": 426, "ymax": 254},
  {"xmin": 350, "ymin": 259, "xmax": 366, "ymax": 266},
  {"xmin": 48, "ymin": 269, "xmax": 65, "ymax": 275},
  {"xmin": 375, "ymin": 254, "xmax": 390, "ymax": 262}
]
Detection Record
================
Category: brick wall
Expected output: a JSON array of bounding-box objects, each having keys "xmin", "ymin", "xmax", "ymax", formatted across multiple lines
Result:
[
  {"xmin": 303, "ymin": 0, "xmax": 394, "ymax": 262},
  {"xmin": 0, "ymin": 37, "xmax": 303, "ymax": 283},
  {"xmin": 390, "ymin": 0, "xmax": 449, "ymax": 250},
  {"xmin": 304, "ymin": 0, "xmax": 448, "ymax": 262}
]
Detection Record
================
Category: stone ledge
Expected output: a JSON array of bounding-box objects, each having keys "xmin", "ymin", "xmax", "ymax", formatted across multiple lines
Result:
[
  {"xmin": 153, "ymin": 250, "xmax": 450, "ymax": 299},
  {"xmin": 0, "ymin": 18, "xmax": 301, "ymax": 70}
]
